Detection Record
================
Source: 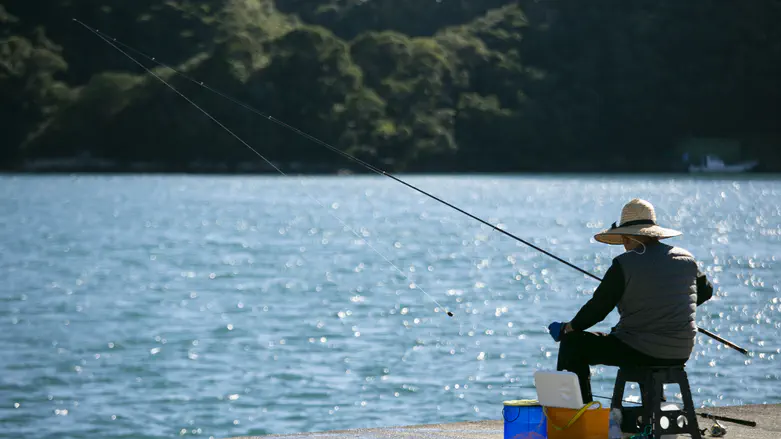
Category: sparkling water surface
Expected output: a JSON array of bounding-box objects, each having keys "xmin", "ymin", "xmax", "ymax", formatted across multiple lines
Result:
[{"xmin": 1, "ymin": 174, "xmax": 779, "ymax": 439}]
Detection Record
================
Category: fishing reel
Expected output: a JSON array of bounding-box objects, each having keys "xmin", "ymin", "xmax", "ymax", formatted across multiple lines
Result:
[
  {"xmin": 709, "ymin": 420, "xmax": 727, "ymax": 437},
  {"xmin": 698, "ymin": 420, "xmax": 727, "ymax": 438}
]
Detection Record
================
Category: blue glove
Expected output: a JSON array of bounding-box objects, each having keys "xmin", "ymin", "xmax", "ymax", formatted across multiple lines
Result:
[{"xmin": 548, "ymin": 321, "xmax": 564, "ymax": 342}]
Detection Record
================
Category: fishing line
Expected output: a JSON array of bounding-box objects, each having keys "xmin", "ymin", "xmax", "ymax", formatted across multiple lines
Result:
[
  {"xmin": 72, "ymin": 18, "xmax": 599, "ymax": 283},
  {"xmin": 71, "ymin": 18, "xmax": 580, "ymax": 342},
  {"xmin": 73, "ymin": 19, "xmax": 454, "ymax": 319},
  {"xmin": 71, "ymin": 19, "xmax": 750, "ymax": 357},
  {"xmin": 79, "ymin": 23, "xmax": 475, "ymax": 413}
]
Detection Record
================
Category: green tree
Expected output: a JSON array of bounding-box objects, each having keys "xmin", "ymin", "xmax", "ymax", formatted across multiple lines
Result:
[
  {"xmin": 275, "ymin": 0, "xmax": 517, "ymax": 39},
  {"xmin": 6, "ymin": 0, "xmax": 781, "ymax": 172},
  {"xmin": 349, "ymin": 32, "xmax": 458, "ymax": 168},
  {"xmin": 3, "ymin": 0, "xmax": 220, "ymax": 84},
  {"xmin": 243, "ymin": 25, "xmax": 365, "ymax": 165},
  {"xmin": 0, "ymin": 29, "xmax": 72, "ymax": 165}
]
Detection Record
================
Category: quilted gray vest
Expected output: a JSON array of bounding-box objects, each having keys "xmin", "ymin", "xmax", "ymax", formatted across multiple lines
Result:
[{"xmin": 612, "ymin": 242, "xmax": 699, "ymax": 360}]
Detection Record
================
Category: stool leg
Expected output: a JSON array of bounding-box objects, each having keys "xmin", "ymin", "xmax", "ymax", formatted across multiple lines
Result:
[
  {"xmin": 651, "ymin": 373, "xmax": 666, "ymax": 439},
  {"xmin": 613, "ymin": 370, "xmax": 643, "ymax": 434},
  {"xmin": 611, "ymin": 369, "xmax": 626, "ymax": 409},
  {"xmin": 679, "ymin": 373, "xmax": 702, "ymax": 439},
  {"xmin": 639, "ymin": 374, "xmax": 656, "ymax": 435},
  {"xmin": 611, "ymin": 369, "xmax": 628, "ymax": 432}
]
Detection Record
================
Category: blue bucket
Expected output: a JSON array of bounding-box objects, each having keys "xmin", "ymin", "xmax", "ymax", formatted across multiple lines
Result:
[{"xmin": 503, "ymin": 400, "xmax": 547, "ymax": 439}]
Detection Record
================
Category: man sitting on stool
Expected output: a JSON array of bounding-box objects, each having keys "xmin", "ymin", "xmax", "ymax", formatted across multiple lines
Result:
[{"xmin": 548, "ymin": 198, "xmax": 713, "ymax": 403}]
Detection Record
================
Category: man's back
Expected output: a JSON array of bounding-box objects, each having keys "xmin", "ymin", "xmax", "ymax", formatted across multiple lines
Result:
[{"xmin": 613, "ymin": 242, "xmax": 699, "ymax": 360}]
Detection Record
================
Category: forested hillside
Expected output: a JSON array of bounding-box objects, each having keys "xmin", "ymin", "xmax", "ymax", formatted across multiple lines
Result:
[{"xmin": 2, "ymin": 1, "xmax": 780, "ymax": 173}]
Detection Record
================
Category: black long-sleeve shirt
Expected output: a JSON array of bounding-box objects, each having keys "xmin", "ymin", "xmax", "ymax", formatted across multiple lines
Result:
[{"xmin": 569, "ymin": 260, "xmax": 714, "ymax": 332}]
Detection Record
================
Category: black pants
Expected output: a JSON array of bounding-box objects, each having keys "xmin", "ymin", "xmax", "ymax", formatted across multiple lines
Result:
[{"xmin": 556, "ymin": 332, "xmax": 688, "ymax": 403}]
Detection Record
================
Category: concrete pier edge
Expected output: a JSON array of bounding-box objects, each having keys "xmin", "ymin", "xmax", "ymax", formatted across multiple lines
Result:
[{"xmin": 229, "ymin": 404, "xmax": 781, "ymax": 439}]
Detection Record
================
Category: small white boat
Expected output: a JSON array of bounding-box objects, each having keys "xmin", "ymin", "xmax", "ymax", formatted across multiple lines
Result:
[{"xmin": 688, "ymin": 155, "xmax": 758, "ymax": 173}]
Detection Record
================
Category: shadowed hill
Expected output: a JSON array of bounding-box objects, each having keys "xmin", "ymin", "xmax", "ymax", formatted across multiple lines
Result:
[{"xmin": 2, "ymin": 0, "xmax": 780, "ymax": 173}]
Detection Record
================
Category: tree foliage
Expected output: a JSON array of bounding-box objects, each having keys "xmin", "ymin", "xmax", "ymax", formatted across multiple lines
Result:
[
  {"xmin": 0, "ymin": 28, "xmax": 72, "ymax": 163},
  {"xmin": 274, "ymin": 0, "xmax": 517, "ymax": 40},
  {"xmin": 3, "ymin": 0, "xmax": 781, "ymax": 172}
]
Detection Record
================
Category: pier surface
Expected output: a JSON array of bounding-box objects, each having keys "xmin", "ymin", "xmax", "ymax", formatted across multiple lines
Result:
[{"xmin": 230, "ymin": 404, "xmax": 780, "ymax": 439}]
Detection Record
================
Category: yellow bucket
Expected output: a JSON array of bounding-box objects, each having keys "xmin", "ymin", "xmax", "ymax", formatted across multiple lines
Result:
[{"xmin": 543, "ymin": 401, "xmax": 610, "ymax": 439}]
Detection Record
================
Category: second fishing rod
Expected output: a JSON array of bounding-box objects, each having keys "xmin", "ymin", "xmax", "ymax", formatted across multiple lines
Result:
[{"xmin": 73, "ymin": 19, "xmax": 749, "ymax": 356}]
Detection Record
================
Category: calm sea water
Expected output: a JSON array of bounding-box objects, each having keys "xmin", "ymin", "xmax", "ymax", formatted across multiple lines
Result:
[{"xmin": 1, "ymin": 174, "xmax": 779, "ymax": 439}]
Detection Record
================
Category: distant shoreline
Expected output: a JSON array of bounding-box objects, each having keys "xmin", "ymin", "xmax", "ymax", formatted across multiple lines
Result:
[
  {"xmin": 0, "ymin": 157, "xmax": 778, "ymax": 176},
  {"xmin": 0, "ymin": 156, "xmax": 775, "ymax": 176},
  {"xmin": 2, "ymin": 166, "xmax": 777, "ymax": 178}
]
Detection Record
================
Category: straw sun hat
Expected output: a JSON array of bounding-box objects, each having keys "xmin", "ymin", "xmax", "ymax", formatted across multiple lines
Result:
[{"xmin": 594, "ymin": 198, "xmax": 682, "ymax": 245}]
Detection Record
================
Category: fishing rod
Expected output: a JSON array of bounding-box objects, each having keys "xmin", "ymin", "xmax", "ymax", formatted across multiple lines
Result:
[{"xmin": 73, "ymin": 19, "xmax": 749, "ymax": 356}]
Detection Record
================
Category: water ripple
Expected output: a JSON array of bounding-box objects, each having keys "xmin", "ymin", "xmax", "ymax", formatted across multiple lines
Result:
[{"xmin": 1, "ymin": 174, "xmax": 779, "ymax": 438}]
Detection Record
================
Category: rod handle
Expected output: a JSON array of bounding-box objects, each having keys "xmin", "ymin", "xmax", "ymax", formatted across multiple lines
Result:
[
  {"xmin": 698, "ymin": 412, "xmax": 757, "ymax": 428},
  {"xmin": 697, "ymin": 327, "xmax": 749, "ymax": 355}
]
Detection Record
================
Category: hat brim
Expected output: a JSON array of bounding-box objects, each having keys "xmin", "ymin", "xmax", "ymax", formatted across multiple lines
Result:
[{"xmin": 594, "ymin": 224, "xmax": 682, "ymax": 245}]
